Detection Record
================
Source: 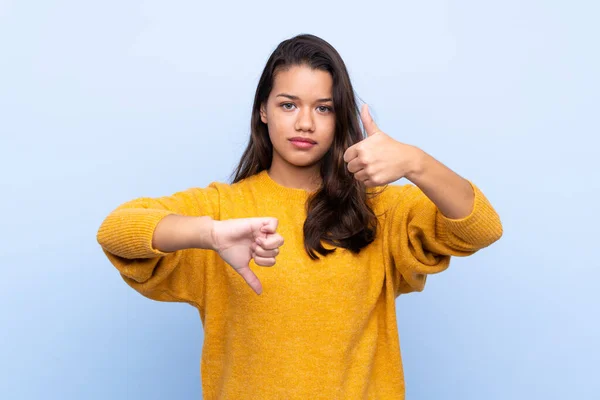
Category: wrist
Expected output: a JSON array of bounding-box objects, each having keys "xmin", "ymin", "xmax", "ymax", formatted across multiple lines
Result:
[
  {"xmin": 190, "ymin": 216, "xmax": 216, "ymax": 250},
  {"xmin": 404, "ymin": 146, "xmax": 428, "ymax": 183}
]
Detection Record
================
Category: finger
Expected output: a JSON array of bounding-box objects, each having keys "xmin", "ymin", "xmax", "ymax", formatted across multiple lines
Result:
[
  {"xmin": 252, "ymin": 244, "xmax": 279, "ymax": 258},
  {"xmin": 360, "ymin": 104, "xmax": 381, "ymax": 137},
  {"xmin": 343, "ymin": 145, "xmax": 358, "ymax": 163},
  {"xmin": 250, "ymin": 217, "xmax": 278, "ymax": 240},
  {"xmin": 260, "ymin": 217, "xmax": 278, "ymax": 234},
  {"xmin": 257, "ymin": 234, "xmax": 284, "ymax": 250},
  {"xmin": 346, "ymin": 158, "xmax": 364, "ymax": 174},
  {"xmin": 353, "ymin": 169, "xmax": 369, "ymax": 182},
  {"xmin": 236, "ymin": 266, "xmax": 263, "ymax": 295},
  {"xmin": 253, "ymin": 256, "xmax": 276, "ymax": 267}
]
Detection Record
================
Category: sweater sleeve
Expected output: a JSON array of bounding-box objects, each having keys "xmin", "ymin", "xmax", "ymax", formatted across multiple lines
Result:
[
  {"xmin": 96, "ymin": 183, "xmax": 221, "ymax": 307},
  {"xmin": 381, "ymin": 181, "xmax": 502, "ymax": 295}
]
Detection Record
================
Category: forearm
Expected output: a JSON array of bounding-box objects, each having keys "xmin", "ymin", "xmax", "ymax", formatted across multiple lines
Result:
[
  {"xmin": 152, "ymin": 215, "xmax": 215, "ymax": 252},
  {"xmin": 406, "ymin": 149, "xmax": 475, "ymax": 219}
]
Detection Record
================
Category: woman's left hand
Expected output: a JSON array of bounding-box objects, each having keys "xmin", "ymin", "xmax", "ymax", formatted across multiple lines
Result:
[{"xmin": 343, "ymin": 104, "xmax": 424, "ymax": 187}]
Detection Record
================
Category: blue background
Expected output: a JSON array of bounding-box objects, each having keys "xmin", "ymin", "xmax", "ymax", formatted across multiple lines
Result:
[{"xmin": 1, "ymin": 1, "xmax": 598, "ymax": 398}]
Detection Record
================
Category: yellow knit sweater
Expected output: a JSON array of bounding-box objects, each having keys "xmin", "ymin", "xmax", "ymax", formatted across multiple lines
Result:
[{"xmin": 97, "ymin": 170, "xmax": 502, "ymax": 399}]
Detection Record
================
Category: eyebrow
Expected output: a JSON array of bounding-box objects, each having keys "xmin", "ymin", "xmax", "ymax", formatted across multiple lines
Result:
[{"xmin": 276, "ymin": 93, "xmax": 333, "ymax": 103}]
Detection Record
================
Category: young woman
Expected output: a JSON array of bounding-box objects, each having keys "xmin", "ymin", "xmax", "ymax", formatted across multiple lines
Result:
[{"xmin": 97, "ymin": 34, "xmax": 502, "ymax": 399}]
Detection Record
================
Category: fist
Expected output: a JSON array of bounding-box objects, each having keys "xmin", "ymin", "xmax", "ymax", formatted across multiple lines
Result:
[
  {"xmin": 343, "ymin": 104, "xmax": 422, "ymax": 187},
  {"xmin": 211, "ymin": 217, "xmax": 284, "ymax": 295}
]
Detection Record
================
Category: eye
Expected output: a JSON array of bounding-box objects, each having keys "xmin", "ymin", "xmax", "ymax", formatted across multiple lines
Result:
[
  {"xmin": 317, "ymin": 105, "xmax": 332, "ymax": 113},
  {"xmin": 281, "ymin": 103, "xmax": 296, "ymax": 110}
]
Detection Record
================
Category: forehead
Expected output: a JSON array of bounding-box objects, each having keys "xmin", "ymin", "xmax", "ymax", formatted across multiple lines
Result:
[{"xmin": 271, "ymin": 65, "xmax": 333, "ymax": 99}]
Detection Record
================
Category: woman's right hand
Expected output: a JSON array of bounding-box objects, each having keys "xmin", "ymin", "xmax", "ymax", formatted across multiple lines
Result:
[{"xmin": 210, "ymin": 217, "xmax": 283, "ymax": 295}]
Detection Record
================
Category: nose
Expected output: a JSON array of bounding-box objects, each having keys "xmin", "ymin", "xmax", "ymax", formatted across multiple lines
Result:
[{"xmin": 294, "ymin": 107, "xmax": 315, "ymax": 132}]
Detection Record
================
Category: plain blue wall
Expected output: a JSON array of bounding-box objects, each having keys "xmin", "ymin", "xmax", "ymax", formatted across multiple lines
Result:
[{"xmin": 1, "ymin": 1, "xmax": 598, "ymax": 399}]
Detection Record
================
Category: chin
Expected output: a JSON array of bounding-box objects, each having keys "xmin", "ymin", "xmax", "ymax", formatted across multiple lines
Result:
[
  {"xmin": 285, "ymin": 156, "xmax": 323, "ymax": 168},
  {"xmin": 272, "ymin": 148, "xmax": 325, "ymax": 169}
]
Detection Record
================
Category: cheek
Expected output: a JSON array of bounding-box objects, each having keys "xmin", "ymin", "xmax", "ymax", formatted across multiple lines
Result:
[
  {"xmin": 264, "ymin": 112, "xmax": 277, "ymax": 138},
  {"xmin": 267, "ymin": 121, "xmax": 282, "ymax": 143},
  {"xmin": 267, "ymin": 113, "xmax": 292, "ymax": 140}
]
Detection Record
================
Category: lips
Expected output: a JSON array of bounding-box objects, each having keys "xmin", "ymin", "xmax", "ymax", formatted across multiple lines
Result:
[{"xmin": 289, "ymin": 137, "xmax": 316, "ymax": 144}]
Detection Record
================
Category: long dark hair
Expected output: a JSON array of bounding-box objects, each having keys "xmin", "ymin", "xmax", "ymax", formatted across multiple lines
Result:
[{"xmin": 231, "ymin": 34, "xmax": 378, "ymax": 259}]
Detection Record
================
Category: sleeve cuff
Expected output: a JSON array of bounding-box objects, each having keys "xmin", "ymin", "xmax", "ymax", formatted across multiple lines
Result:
[
  {"xmin": 97, "ymin": 208, "xmax": 176, "ymax": 259},
  {"xmin": 436, "ymin": 181, "xmax": 503, "ymax": 248}
]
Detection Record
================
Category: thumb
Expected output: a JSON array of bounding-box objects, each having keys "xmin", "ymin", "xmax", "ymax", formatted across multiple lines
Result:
[
  {"xmin": 237, "ymin": 266, "xmax": 263, "ymax": 295},
  {"xmin": 360, "ymin": 104, "xmax": 380, "ymax": 137}
]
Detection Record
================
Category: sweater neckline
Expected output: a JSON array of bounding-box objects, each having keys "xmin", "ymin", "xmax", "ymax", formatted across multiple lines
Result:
[{"xmin": 256, "ymin": 170, "xmax": 315, "ymax": 201}]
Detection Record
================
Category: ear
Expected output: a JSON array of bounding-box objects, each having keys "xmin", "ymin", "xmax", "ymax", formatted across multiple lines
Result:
[{"xmin": 260, "ymin": 103, "xmax": 268, "ymax": 124}]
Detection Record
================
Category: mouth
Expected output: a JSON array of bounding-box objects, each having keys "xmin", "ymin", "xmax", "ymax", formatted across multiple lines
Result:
[
  {"xmin": 289, "ymin": 137, "xmax": 317, "ymax": 144},
  {"xmin": 288, "ymin": 137, "xmax": 317, "ymax": 150}
]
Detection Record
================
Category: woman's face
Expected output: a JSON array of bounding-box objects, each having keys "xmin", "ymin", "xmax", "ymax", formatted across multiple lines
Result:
[{"xmin": 260, "ymin": 65, "xmax": 336, "ymax": 171}]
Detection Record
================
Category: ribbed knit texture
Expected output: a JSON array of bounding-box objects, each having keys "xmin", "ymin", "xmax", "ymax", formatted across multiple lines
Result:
[{"xmin": 97, "ymin": 170, "xmax": 502, "ymax": 399}]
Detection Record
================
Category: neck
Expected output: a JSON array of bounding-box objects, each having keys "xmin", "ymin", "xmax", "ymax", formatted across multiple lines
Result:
[{"xmin": 268, "ymin": 157, "xmax": 321, "ymax": 192}]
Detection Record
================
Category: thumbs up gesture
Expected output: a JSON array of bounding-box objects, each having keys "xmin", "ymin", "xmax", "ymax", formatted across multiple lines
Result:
[{"xmin": 343, "ymin": 104, "xmax": 424, "ymax": 187}]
